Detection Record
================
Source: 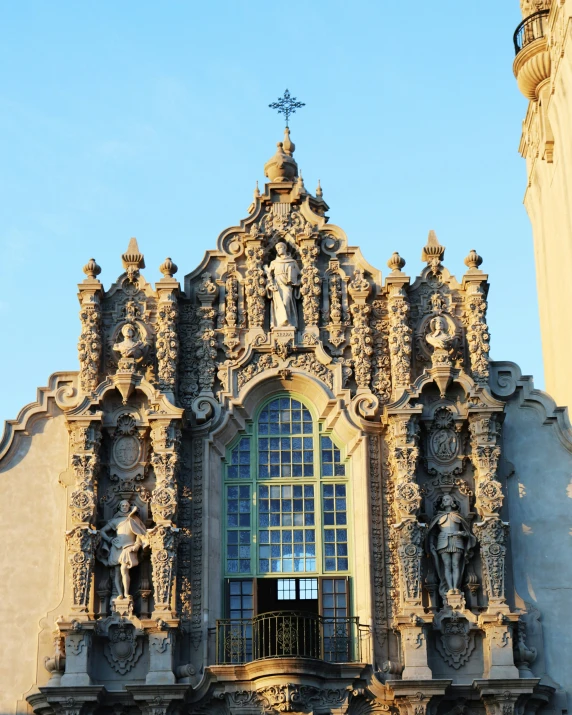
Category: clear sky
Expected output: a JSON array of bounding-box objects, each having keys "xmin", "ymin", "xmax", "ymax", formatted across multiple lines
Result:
[{"xmin": 0, "ymin": 0, "xmax": 541, "ymax": 429}]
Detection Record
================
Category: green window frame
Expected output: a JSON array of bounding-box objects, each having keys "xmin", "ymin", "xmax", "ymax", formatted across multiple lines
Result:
[{"xmin": 223, "ymin": 393, "xmax": 351, "ymax": 579}]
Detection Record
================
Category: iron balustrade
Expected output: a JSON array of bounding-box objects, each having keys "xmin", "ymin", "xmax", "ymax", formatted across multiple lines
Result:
[
  {"xmin": 215, "ymin": 610, "xmax": 361, "ymax": 664},
  {"xmin": 513, "ymin": 10, "xmax": 550, "ymax": 55}
]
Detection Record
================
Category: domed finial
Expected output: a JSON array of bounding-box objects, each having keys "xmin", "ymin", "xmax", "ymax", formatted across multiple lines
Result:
[
  {"xmin": 264, "ymin": 130, "xmax": 299, "ymax": 183},
  {"xmin": 282, "ymin": 127, "xmax": 295, "ymax": 156},
  {"xmin": 83, "ymin": 257, "xmax": 101, "ymax": 280},
  {"xmin": 159, "ymin": 257, "xmax": 178, "ymax": 279},
  {"xmin": 316, "ymin": 179, "xmax": 323, "ymax": 198},
  {"xmin": 387, "ymin": 252, "xmax": 406, "ymax": 274},
  {"xmin": 421, "ymin": 230, "xmax": 445, "ymax": 269},
  {"xmin": 464, "ymin": 248, "xmax": 483, "ymax": 271}
]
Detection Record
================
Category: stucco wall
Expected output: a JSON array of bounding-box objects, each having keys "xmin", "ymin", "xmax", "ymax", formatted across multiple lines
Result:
[
  {"xmin": 0, "ymin": 412, "xmax": 68, "ymax": 714},
  {"xmin": 497, "ymin": 364, "xmax": 572, "ymax": 706}
]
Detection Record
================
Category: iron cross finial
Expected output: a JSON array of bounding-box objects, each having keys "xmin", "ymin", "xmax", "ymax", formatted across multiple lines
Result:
[{"xmin": 269, "ymin": 89, "xmax": 305, "ymax": 128}]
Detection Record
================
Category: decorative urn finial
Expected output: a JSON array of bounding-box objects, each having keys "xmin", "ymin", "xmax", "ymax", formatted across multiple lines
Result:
[
  {"xmin": 159, "ymin": 257, "xmax": 178, "ymax": 279},
  {"xmin": 464, "ymin": 248, "xmax": 483, "ymax": 271},
  {"xmin": 387, "ymin": 252, "xmax": 406, "ymax": 273},
  {"xmin": 83, "ymin": 257, "xmax": 101, "ymax": 280}
]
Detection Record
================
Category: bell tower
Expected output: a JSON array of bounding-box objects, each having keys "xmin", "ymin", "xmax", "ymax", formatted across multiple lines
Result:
[{"xmin": 513, "ymin": 0, "xmax": 572, "ymax": 409}]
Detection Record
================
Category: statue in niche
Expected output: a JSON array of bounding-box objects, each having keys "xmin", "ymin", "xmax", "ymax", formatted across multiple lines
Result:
[
  {"xmin": 97, "ymin": 500, "xmax": 147, "ymax": 601},
  {"xmin": 113, "ymin": 323, "xmax": 146, "ymax": 364},
  {"xmin": 427, "ymin": 494, "xmax": 476, "ymax": 598},
  {"xmin": 265, "ymin": 241, "xmax": 300, "ymax": 329},
  {"xmin": 426, "ymin": 316, "xmax": 454, "ymax": 351}
]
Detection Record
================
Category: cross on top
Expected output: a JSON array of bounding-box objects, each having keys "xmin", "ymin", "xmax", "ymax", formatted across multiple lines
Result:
[{"xmin": 269, "ymin": 89, "xmax": 305, "ymax": 127}]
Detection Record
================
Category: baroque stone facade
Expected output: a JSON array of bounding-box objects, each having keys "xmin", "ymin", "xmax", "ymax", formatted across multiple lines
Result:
[{"xmin": 0, "ymin": 130, "xmax": 570, "ymax": 715}]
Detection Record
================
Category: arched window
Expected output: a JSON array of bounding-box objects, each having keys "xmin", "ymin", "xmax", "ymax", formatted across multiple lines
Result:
[{"xmin": 223, "ymin": 394, "xmax": 350, "ymax": 622}]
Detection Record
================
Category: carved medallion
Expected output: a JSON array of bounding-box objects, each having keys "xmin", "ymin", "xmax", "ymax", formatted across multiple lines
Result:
[
  {"xmin": 113, "ymin": 435, "xmax": 141, "ymax": 469},
  {"xmin": 435, "ymin": 613, "xmax": 475, "ymax": 669}
]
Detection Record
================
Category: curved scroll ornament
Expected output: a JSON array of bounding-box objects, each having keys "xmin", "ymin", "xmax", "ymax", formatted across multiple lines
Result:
[
  {"xmin": 156, "ymin": 294, "xmax": 179, "ymax": 393},
  {"xmin": 465, "ymin": 283, "xmax": 490, "ymax": 385}
]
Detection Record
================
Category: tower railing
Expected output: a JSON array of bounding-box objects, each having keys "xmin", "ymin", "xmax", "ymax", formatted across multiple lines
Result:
[
  {"xmin": 215, "ymin": 610, "xmax": 361, "ymax": 665},
  {"xmin": 513, "ymin": 9, "xmax": 550, "ymax": 55}
]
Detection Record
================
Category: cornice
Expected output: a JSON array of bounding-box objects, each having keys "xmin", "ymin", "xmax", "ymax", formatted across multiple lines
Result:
[{"xmin": 490, "ymin": 360, "xmax": 572, "ymax": 451}]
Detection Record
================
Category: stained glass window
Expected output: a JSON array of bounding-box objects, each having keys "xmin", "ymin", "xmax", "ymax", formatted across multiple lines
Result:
[{"xmin": 226, "ymin": 484, "xmax": 251, "ymax": 573}]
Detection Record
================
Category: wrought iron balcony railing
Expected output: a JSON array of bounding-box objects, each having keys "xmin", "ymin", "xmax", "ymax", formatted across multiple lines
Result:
[
  {"xmin": 215, "ymin": 610, "xmax": 361, "ymax": 665},
  {"xmin": 514, "ymin": 9, "xmax": 550, "ymax": 55}
]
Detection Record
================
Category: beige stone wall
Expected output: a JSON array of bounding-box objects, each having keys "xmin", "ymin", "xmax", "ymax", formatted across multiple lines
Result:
[
  {"xmin": 516, "ymin": 0, "xmax": 572, "ymax": 409},
  {"xmin": 0, "ymin": 411, "xmax": 68, "ymax": 714}
]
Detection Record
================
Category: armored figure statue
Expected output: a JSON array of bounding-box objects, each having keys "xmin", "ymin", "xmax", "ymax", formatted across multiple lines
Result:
[
  {"xmin": 112, "ymin": 323, "xmax": 146, "ymax": 363},
  {"xmin": 427, "ymin": 494, "xmax": 476, "ymax": 599},
  {"xmin": 265, "ymin": 241, "xmax": 301, "ymax": 329},
  {"xmin": 97, "ymin": 500, "xmax": 147, "ymax": 601}
]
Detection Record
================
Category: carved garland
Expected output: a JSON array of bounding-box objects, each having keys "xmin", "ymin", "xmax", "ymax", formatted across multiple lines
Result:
[
  {"xmin": 299, "ymin": 239, "xmax": 321, "ymax": 328},
  {"xmin": 387, "ymin": 284, "xmax": 412, "ymax": 394},
  {"xmin": 465, "ymin": 283, "xmax": 490, "ymax": 385},
  {"xmin": 156, "ymin": 292, "xmax": 179, "ymax": 393},
  {"xmin": 244, "ymin": 239, "xmax": 266, "ymax": 329},
  {"xmin": 77, "ymin": 298, "xmax": 102, "ymax": 394},
  {"xmin": 371, "ymin": 299, "xmax": 391, "ymax": 405}
]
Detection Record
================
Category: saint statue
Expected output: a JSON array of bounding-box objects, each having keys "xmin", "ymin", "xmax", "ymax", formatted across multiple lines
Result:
[
  {"xmin": 426, "ymin": 316, "xmax": 454, "ymax": 351},
  {"xmin": 265, "ymin": 242, "xmax": 301, "ymax": 329},
  {"xmin": 112, "ymin": 323, "xmax": 146, "ymax": 363},
  {"xmin": 427, "ymin": 494, "xmax": 476, "ymax": 598},
  {"xmin": 97, "ymin": 500, "xmax": 147, "ymax": 601}
]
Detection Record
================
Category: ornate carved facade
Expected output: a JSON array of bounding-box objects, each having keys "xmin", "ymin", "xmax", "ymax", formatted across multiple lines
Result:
[{"xmin": 0, "ymin": 129, "xmax": 569, "ymax": 715}]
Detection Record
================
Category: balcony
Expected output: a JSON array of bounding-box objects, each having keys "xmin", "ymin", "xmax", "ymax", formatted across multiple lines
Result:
[
  {"xmin": 514, "ymin": 9, "xmax": 550, "ymax": 55},
  {"xmin": 513, "ymin": 10, "xmax": 552, "ymax": 99},
  {"xmin": 215, "ymin": 610, "xmax": 362, "ymax": 665}
]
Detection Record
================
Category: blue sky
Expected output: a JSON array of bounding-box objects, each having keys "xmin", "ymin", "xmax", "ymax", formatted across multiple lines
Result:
[{"xmin": 0, "ymin": 1, "xmax": 540, "ymax": 428}]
